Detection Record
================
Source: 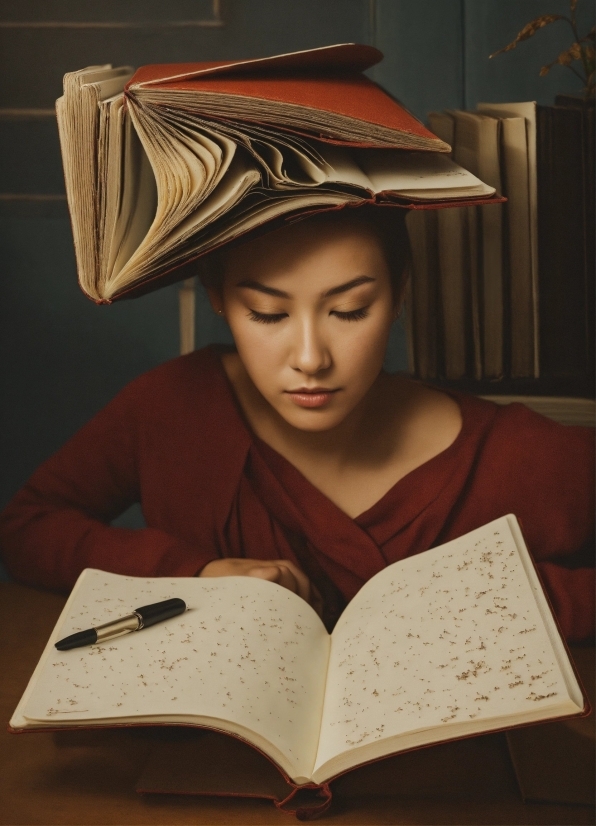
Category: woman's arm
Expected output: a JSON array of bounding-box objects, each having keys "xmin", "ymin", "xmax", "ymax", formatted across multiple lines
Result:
[
  {"xmin": 200, "ymin": 558, "xmax": 324, "ymax": 616},
  {"xmin": 476, "ymin": 403, "xmax": 595, "ymax": 644},
  {"xmin": 0, "ymin": 376, "xmax": 216, "ymax": 591},
  {"xmin": 0, "ymin": 367, "xmax": 320, "ymax": 612},
  {"xmin": 537, "ymin": 561, "xmax": 595, "ymax": 643}
]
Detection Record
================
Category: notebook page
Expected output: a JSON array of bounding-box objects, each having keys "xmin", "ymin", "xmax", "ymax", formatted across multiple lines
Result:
[
  {"xmin": 313, "ymin": 515, "xmax": 579, "ymax": 778},
  {"xmin": 359, "ymin": 150, "xmax": 495, "ymax": 195},
  {"xmin": 19, "ymin": 570, "xmax": 329, "ymax": 783}
]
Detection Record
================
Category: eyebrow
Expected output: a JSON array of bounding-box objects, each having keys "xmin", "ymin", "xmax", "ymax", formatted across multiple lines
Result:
[{"xmin": 236, "ymin": 275, "xmax": 376, "ymax": 299}]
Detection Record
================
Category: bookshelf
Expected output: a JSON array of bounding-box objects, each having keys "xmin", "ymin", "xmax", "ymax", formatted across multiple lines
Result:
[{"xmin": 406, "ymin": 97, "xmax": 594, "ymax": 410}]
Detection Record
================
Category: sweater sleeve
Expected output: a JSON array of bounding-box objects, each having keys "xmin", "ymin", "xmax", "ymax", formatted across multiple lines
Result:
[
  {"xmin": 537, "ymin": 562, "xmax": 595, "ymax": 643},
  {"xmin": 0, "ymin": 373, "xmax": 217, "ymax": 591},
  {"xmin": 475, "ymin": 403, "xmax": 595, "ymax": 643},
  {"xmin": 516, "ymin": 414, "xmax": 594, "ymax": 643}
]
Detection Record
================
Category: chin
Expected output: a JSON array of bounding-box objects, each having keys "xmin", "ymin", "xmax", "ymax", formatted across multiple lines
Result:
[{"xmin": 278, "ymin": 405, "xmax": 351, "ymax": 433}]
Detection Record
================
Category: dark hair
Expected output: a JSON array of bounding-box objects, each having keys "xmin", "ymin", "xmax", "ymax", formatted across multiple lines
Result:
[{"xmin": 198, "ymin": 205, "xmax": 411, "ymax": 298}]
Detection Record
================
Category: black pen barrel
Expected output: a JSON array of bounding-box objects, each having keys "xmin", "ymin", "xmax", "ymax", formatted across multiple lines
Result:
[
  {"xmin": 135, "ymin": 598, "xmax": 186, "ymax": 627},
  {"xmin": 55, "ymin": 628, "xmax": 98, "ymax": 650}
]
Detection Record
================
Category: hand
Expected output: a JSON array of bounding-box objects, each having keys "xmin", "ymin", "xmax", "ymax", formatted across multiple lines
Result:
[{"xmin": 199, "ymin": 558, "xmax": 324, "ymax": 618}]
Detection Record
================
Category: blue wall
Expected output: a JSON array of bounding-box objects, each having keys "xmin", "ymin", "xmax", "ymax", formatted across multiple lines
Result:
[{"xmin": 1, "ymin": 0, "xmax": 593, "ymax": 514}]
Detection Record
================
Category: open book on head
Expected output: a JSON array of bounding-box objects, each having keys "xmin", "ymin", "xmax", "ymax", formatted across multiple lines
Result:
[
  {"xmin": 11, "ymin": 515, "xmax": 586, "ymax": 790},
  {"xmin": 55, "ymin": 43, "xmax": 501, "ymax": 304}
]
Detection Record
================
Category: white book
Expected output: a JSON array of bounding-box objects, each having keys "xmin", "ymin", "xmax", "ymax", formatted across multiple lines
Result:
[
  {"xmin": 11, "ymin": 515, "xmax": 585, "ymax": 787},
  {"xmin": 478, "ymin": 102, "xmax": 539, "ymax": 379}
]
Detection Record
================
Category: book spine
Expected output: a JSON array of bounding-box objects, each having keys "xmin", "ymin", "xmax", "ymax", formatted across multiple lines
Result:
[
  {"xmin": 479, "ymin": 200, "xmax": 504, "ymax": 379},
  {"xmin": 478, "ymin": 120, "xmax": 504, "ymax": 380},
  {"xmin": 537, "ymin": 105, "xmax": 593, "ymax": 388},
  {"xmin": 406, "ymin": 210, "xmax": 441, "ymax": 379},
  {"xmin": 467, "ymin": 206, "xmax": 483, "ymax": 381},
  {"xmin": 501, "ymin": 119, "xmax": 535, "ymax": 378},
  {"xmin": 584, "ymin": 105, "xmax": 595, "ymax": 380},
  {"xmin": 437, "ymin": 208, "xmax": 469, "ymax": 380}
]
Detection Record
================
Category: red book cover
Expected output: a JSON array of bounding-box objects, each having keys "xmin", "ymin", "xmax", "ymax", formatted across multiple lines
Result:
[{"xmin": 126, "ymin": 43, "xmax": 447, "ymax": 152}]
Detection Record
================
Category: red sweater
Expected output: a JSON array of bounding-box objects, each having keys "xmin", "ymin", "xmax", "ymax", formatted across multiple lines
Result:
[{"xmin": 1, "ymin": 347, "xmax": 593, "ymax": 641}]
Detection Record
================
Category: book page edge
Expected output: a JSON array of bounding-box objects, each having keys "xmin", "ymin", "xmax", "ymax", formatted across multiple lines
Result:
[
  {"xmin": 505, "ymin": 514, "xmax": 585, "ymax": 711},
  {"xmin": 9, "ymin": 568, "xmax": 100, "ymax": 729}
]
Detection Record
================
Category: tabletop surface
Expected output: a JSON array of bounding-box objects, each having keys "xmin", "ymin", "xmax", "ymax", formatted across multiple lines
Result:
[{"xmin": 1, "ymin": 580, "xmax": 594, "ymax": 825}]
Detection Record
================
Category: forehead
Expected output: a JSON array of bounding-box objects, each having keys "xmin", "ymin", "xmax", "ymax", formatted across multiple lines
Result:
[{"xmin": 223, "ymin": 216, "xmax": 388, "ymax": 284}]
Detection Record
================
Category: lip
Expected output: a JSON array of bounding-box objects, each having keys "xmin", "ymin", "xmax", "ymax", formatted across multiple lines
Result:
[{"xmin": 284, "ymin": 388, "xmax": 339, "ymax": 409}]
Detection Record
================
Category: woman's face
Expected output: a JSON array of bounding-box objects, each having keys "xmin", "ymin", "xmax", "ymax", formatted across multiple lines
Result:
[{"xmin": 211, "ymin": 218, "xmax": 400, "ymax": 433}]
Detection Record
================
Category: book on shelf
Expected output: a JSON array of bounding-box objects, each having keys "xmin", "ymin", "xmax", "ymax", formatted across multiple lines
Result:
[
  {"xmin": 536, "ymin": 100, "xmax": 595, "ymax": 387},
  {"xmin": 10, "ymin": 515, "xmax": 587, "ymax": 814},
  {"xmin": 55, "ymin": 43, "xmax": 501, "ymax": 305},
  {"xmin": 435, "ymin": 205, "xmax": 471, "ymax": 380},
  {"xmin": 477, "ymin": 102, "xmax": 539, "ymax": 380},
  {"xmin": 422, "ymin": 109, "xmax": 503, "ymax": 383},
  {"xmin": 405, "ymin": 208, "xmax": 441, "ymax": 380},
  {"xmin": 427, "ymin": 110, "xmax": 477, "ymax": 382},
  {"xmin": 450, "ymin": 110, "xmax": 504, "ymax": 381}
]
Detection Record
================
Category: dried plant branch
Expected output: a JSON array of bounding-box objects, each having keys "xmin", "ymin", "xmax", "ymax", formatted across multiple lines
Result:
[
  {"xmin": 540, "ymin": 41, "xmax": 582, "ymax": 75},
  {"xmin": 489, "ymin": 1, "xmax": 595, "ymax": 99},
  {"xmin": 489, "ymin": 15, "xmax": 565, "ymax": 58}
]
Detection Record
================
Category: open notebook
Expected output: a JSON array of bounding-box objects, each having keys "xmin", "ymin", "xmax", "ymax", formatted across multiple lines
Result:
[{"xmin": 11, "ymin": 514, "xmax": 586, "ymax": 797}]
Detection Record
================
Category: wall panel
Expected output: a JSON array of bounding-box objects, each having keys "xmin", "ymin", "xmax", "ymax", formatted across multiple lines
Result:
[
  {"xmin": 0, "ymin": 214, "xmax": 180, "ymax": 503},
  {"xmin": 372, "ymin": 0, "xmax": 464, "ymax": 121},
  {"xmin": 0, "ymin": 118, "xmax": 63, "ymax": 194}
]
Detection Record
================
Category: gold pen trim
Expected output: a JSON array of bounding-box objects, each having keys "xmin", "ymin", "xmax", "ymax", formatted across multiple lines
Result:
[{"xmin": 94, "ymin": 613, "xmax": 141, "ymax": 642}]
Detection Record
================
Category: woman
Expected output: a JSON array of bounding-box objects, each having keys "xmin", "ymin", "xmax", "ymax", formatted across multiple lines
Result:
[{"xmin": 0, "ymin": 208, "xmax": 593, "ymax": 639}]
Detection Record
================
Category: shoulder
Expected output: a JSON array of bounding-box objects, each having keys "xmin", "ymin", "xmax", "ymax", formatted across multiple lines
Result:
[
  {"xmin": 120, "ymin": 346, "xmax": 223, "ymax": 399},
  {"xmin": 465, "ymin": 394, "xmax": 594, "ymax": 464},
  {"xmin": 457, "ymin": 393, "xmax": 594, "ymax": 551},
  {"xmin": 101, "ymin": 346, "xmax": 250, "ymax": 470},
  {"xmin": 91, "ymin": 346, "xmax": 237, "ymax": 437},
  {"xmin": 398, "ymin": 390, "xmax": 594, "ymax": 561},
  {"xmin": 411, "ymin": 384, "xmax": 594, "ymax": 505}
]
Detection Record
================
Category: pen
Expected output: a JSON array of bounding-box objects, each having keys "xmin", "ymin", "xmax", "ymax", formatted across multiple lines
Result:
[{"xmin": 54, "ymin": 598, "xmax": 187, "ymax": 650}]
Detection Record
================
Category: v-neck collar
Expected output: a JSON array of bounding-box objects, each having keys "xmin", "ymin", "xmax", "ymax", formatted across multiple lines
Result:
[
  {"xmin": 208, "ymin": 345, "xmax": 498, "ymax": 577},
  {"xmin": 249, "ymin": 391, "xmax": 476, "ymax": 547}
]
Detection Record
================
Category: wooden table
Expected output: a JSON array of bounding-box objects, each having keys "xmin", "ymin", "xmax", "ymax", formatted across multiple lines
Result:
[{"xmin": 1, "ymin": 582, "xmax": 594, "ymax": 825}]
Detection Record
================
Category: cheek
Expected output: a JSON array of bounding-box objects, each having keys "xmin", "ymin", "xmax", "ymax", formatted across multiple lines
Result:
[
  {"xmin": 236, "ymin": 320, "xmax": 283, "ymax": 355},
  {"xmin": 337, "ymin": 316, "xmax": 393, "ymax": 370},
  {"xmin": 227, "ymin": 316, "xmax": 286, "ymax": 391}
]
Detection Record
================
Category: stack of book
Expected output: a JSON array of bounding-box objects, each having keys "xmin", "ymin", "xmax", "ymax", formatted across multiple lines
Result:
[{"xmin": 408, "ymin": 98, "xmax": 594, "ymax": 398}]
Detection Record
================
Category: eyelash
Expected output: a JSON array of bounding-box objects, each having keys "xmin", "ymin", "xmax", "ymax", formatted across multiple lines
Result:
[
  {"xmin": 248, "ymin": 307, "xmax": 370, "ymax": 324},
  {"xmin": 248, "ymin": 311, "xmax": 286, "ymax": 324},
  {"xmin": 335, "ymin": 307, "xmax": 369, "ymax": 322}
]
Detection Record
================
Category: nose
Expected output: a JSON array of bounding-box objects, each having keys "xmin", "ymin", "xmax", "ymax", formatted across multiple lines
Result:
[{"xmin": 290, "ymin": 317, "xmax": 331, "ymax": 375}]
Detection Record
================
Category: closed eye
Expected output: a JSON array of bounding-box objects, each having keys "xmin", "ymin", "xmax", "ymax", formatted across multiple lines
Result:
[
  {"xmin": 248, "ymin": 310, "xmax": 287, "ymax": 324},
  {"xmin": 332, "ymin": 307, "xmax": 369, "ymax": 321}
]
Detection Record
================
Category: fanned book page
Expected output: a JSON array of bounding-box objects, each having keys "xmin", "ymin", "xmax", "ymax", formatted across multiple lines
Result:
[
  {"xmin": 13, "ymin": 572, "xmax": 330, "ymax": 784},
  {"xmin": 55, "ymin": 48, "xmax": 501, "ymax": 303},
  {"xmin": 311, "ymin": 514, "xmax": 584, "ymax": 782}
]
